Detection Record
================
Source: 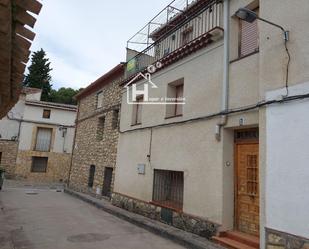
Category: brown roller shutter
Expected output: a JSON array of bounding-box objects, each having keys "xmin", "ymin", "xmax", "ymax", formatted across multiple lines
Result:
[{"xmin": 239, "ymin": 8, "xmax": 259, "ymax": 57}]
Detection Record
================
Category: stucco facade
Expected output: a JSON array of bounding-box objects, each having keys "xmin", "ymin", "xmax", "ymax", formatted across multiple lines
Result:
[
  {"xmin": 113, "ymin": 0, "xmax": 309, "ymax": 247},
  {"xmin": 69, "ymin": 65, "xmax": 124, "ymax": 198}
]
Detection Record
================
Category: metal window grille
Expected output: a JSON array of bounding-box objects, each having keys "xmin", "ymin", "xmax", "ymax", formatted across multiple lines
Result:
[
  {"xmin": 153, "ymin": 169, "xmax": 184, "ymax": 210},
  {"xmin": 35, "ymin": 128, "xmax": 52, "ymax": 152},
  {"xmin": 132, "ymin": 96, "xmax": 143, "ymax": 125},
  {"xmin": 246, "ymin": 155, "xmax": 258, "ymax": 196},
  {"xmin": 31, "ymin": 157, "xmax": 48, "ymax": 173}
]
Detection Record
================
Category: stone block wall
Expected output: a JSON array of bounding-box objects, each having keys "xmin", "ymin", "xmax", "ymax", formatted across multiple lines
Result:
[
  {"xmin": 111, "ymin": 192, "xmax": 220, "ymax": 239},
  {"xmin": 69, "ymin": 75, "xmax": 122, "ymax": 196},
  {"xmin": 14, "ymin": 150, "xmax": 71, "ymax": 182},
  {"xmin": 266, "ymin": 228, "xmax": 309, "ymax": 249},
  {"xmin": 0, "ymin": 140, "xmax": 18, "ymax": 177}
]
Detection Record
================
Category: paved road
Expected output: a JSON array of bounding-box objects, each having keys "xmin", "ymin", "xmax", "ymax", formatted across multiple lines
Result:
[{"xmin": 0, "ymin": 182, "xmax": 185, "ymax": 249}]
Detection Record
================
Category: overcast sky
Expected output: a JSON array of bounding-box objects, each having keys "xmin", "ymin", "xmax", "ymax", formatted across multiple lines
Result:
[{"xmin": 29, "ymin": 0, "xmax": 169, "ymax": 90}]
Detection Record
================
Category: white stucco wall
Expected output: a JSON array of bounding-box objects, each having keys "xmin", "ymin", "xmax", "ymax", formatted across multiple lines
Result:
[
  {"xmin": 266, "ymin": 82, "xmax": 309, "ymax": 238},
  {"xmin": 18, "ymin": 104, "xmax": 76, "ymax": 153},
  {"xmin": 0, "ymin": 98, "xmax": 25, "ymax": 140}
]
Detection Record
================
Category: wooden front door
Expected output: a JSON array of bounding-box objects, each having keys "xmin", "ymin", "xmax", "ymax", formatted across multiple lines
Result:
[
  {"xmin": 102, "ymin": 167, "xmax": 113, "ymax": 197},
  {"xmin": 235, "ymin": 141, "xmax": 259, "ymax": 236}
]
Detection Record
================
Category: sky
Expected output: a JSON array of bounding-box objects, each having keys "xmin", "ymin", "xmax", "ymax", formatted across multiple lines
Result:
[{"xmin": 29, "ymin": 0, "xmax": 170, "ymax": 90}]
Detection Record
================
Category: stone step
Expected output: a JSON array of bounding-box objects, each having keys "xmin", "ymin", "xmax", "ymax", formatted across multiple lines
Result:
[{"xmin": 212, "ymin": 236, "xmax": 257, "ymax": 249}]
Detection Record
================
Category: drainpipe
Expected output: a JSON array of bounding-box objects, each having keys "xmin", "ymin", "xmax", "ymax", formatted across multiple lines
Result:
[{"xmin": 215, "ymin": 0, "xmax": 230, "ymax": 141}]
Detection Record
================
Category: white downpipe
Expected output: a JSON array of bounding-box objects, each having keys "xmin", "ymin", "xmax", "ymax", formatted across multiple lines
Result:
[{"xmin": 216, "ymin": 0, "xmax": 230, "ymax": 141}]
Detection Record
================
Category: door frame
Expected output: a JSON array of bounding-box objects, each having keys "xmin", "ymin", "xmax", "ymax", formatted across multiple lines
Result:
[{"xmin": 233, "ymin": 128, "xmax": 259, "ymax": 232}]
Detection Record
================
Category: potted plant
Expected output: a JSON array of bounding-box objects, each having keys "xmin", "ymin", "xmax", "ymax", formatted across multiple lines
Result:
[{"xmin": 0, "ymin": 166, "xmax": 5, "ymax": 191}]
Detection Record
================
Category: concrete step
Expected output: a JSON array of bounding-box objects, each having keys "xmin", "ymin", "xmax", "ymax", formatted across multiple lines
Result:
[{"xmin": 212, "ymin": 236, "xmax": 257, "ymax": 249}]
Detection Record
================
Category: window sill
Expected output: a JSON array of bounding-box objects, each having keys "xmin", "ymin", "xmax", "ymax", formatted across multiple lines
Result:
[
  {"xmin": 131, "ymin": 123, "xmax": 142, "ymax": 127},
  {"xmin": 230, "ymin": 50, "xmax": 259, "ymax": 64},
  {"xmin": 165, "ymin": 114, "xmax": 183, "ymax": 120}
]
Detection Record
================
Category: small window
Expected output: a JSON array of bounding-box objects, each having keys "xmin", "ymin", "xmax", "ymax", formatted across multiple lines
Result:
[
  {"xmin": 166, "ymin": 79, "xmax": 184, "ymax": 118},
  {"xmin": 96, "ymin": 91, "xmax": 103, "ymax": 109},
  {"xmin": 153, "ymin": 170, "xmax": 184, "ymax": 210},
  {"xmin": 31, "ymin": 157, "xmax": 48, "ymax": 173},
  {"xmin": 112, "ymin": 109, "xmax": 119, "ymax": 129},
  {"xmin": 42, "ymin": 109, "xmax": 51, "ymax": 119},
  {"xmin": 88, "ymin": 165, "xmax": 95, "ymax": 188},
  {"xmin": 132, "ymin": 96, "xmax": 143, "ymax": 125},
  {"xmin": 181, "ymin": 26, "xmax": 193, "ymax": 46},
  {"xmin": 246, "ymin": 155, "xmax": 258, "ymax": 196},
  {"xmin": 35, "ymin": 128, "xmax": 52, "ymax": 152},
  {"xmin": 239, "ymin": 8, "xmax": 259, "ymax": 57},
  {"xmin": 97, "ymin": 116, "xmax": 105, "ymax": 140}
]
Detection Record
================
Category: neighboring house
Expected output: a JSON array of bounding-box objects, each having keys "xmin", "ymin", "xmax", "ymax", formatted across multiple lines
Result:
[
  {"xmin": 69, "ymin": 64, "xmax": 124, "ymax": 198},
  {"xmin": 111, "ymin": 0, "xmax": 309, "ymax": 248},
  {"xmin": 0, "ymin": 87, "xmax": 77, "ymax": 182},
  {"xmin": 0, "ymin": 0, "xmax": 42, "ymax": 119}
]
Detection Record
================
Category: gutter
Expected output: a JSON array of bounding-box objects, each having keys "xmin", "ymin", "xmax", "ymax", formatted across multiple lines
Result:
[{"xmin": 215, "ymin": 0, "xmax": 230, "ymax": 141}]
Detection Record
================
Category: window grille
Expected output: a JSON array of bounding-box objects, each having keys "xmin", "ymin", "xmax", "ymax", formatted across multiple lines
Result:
[
  {"xmin": 153, "ymin": 169, "xmax": 184, "ymax": 210},
  {"xmin": 31, "ymin": 157, "xmax": 48, "ymax": 173},
  {"xmin": 246, "ymin": 155, "xmax": 258, "ymax": 196}
]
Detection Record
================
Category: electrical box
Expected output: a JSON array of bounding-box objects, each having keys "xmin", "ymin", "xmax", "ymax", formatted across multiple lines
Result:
[{"xmin": 137, "ymin": 164, "xmax": 145, "ymax": 175}]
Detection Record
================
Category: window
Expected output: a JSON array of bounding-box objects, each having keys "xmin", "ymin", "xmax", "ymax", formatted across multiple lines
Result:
[
  {"xmin": 96, "ymin": 91, "xmax": 103, "ymax": 109},
  {"xmin": 239, "ymin": 8, "xmax": 259, "ymax": 57},
  {"xmin": 132, "ymin": 96, "xmax": 143, "ymax": 125},
  {"xmin": 31, "ymin": 157, "xmax": 48, "ymax": 173},
  {"xmin": 35, "ymin": 128, "xmax": 52, "ymax": 152},
  {"xmin": 166, "ymin": 79, "xmax": 184, "ymax": 118},
  {"xmin": 42, "ymin": 109, "xmax": 51, "ymax": 119},
  {"xmin": 0, "ymin": 152, "xmax": 2, "ymax": 164},
  {"xmin": 247, "ymin": 155, "xmax": 258, "ymax": 196},
  {"xmin": 112, "ymin": 109, "xmax": 119, "ymax": 129},
  {"xmin": 88, "ymin": 165, "xmax": 95, "ymax": 188},
  {"xmin": 152, "ymin": 170, "xmax": 184, "ymax": 210},
  {"xmin": 96, "ymin": 116, "xmax": 105, "ymax": 140},
  {"xmin": 181, "ymin": 26, "xmax": 193, "ymax": 46}
]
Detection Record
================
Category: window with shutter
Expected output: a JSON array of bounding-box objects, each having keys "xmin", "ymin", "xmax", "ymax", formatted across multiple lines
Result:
[
  {"xmin": 35, "ymin": 128, "xmax": 52, "ymax": 152},
  {"xmin": 239, "ymin": 8, "xmax": 259, "ymax": 57},
  {"xmin": 132, "ymin": 96, "xmax": 143, "ymax": 125},
  {"xmin": 96, "ymin": 91, "xmax": 103, "ymax": 109}
]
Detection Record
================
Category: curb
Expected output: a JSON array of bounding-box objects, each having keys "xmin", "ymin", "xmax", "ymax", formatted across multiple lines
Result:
[{"xmin": 64, "ymin": 188, "xmax": 224, "ymax": 249}]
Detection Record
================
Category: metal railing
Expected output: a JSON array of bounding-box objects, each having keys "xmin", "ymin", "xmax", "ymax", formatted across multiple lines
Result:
[{"xmin": 126, "ymin": 0, "xmax": 223, "ymax": 79}]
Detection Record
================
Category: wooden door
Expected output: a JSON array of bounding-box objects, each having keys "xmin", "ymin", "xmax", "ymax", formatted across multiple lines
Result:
[
  {"xmin": 235, "ymin": 142, "xmax": 259, "ymax": 236},
  {"xmin": 102, "ymin": 167, "xmax": 113, "ymax": 197}
]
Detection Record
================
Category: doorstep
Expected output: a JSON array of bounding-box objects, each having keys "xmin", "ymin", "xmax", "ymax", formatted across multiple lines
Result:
[
  {"xmin": 64, "ymin": 188, "xmax": 224, "ymax": 249},
  {"xmin": 212, "ymin": 230, "xmax": 260, "ymax": 249}
]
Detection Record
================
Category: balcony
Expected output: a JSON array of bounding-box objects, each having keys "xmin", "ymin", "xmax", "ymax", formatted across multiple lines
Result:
[{"xmin": 125, "ymin": 0, "xmax": 223, "ymax": 82}]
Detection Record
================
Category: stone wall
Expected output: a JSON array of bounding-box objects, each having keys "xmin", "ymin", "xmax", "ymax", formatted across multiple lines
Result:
[
  {"xmin": 111, "ymin": 192, "xmax": 219, "ymax": 239},
  {"xmin": 266, "ymin": 228, "xmax": 309, "ymax": 249},
  {"xmin": 69, "ymin": 74, "xmax": 122, "ymax": 196},
  {"xmin": 14, "ymin": 150, "xmax": 71, "ymax": 182},
  {"xmin": 0, "ymin": 140, "xmax": 18, "ymax": 177}
]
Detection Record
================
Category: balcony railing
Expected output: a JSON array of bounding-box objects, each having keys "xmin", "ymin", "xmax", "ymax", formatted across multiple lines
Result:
[{"xmin": 125, "ymin": 0, "xmax": 223, "ymax": 79}]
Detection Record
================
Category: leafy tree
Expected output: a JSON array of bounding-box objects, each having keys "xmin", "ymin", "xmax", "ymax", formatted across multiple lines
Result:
[
  {"xmin": 50, "ymin": 87, "xmax": 83, "ymax": 105},
  {"xmin": 23, "ymin": 49, "xmax": 52, "ymax": 101}
]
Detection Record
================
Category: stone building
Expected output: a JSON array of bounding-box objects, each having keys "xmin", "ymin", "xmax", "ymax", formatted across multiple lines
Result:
[
  {"xmin": 0, "ymin": 87, "xmax": 77, "ymax": 182},
  {"xmin": 69, "ymin": 64, "xmax": 124, "ymax": 198},
  {"xmin": 111, "ymin": 0, "xmax": 309, "ymax": 248}
]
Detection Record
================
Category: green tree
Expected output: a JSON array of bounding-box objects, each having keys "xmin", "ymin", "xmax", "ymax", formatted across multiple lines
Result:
[
  {"xmin": 50, "ymin": 87, "xmax": 83, "ymax": 105},
  {"xmin": 23, "ymin": 49, "xmax": 52, "ymax": 101}
]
